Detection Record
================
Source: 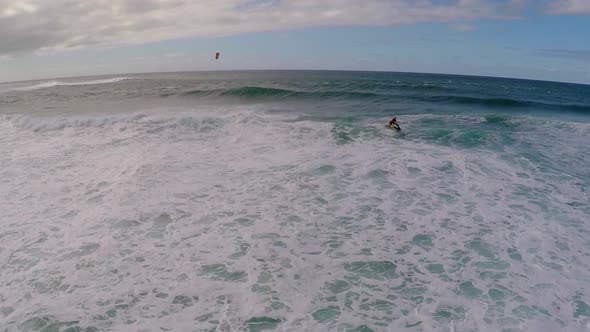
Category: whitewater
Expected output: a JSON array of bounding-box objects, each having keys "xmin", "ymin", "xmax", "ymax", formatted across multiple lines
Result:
[{"xmin": 1, "ymin": 71, "xmax": 589, "ymax": 332}]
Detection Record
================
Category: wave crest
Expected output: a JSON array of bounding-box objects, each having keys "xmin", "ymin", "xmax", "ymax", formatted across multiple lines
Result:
[{"xmin": 14, "ymin": 77, "xmax": 132, "ymax": 91}]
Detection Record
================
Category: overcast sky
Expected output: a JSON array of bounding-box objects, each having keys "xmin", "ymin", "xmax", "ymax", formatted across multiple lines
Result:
[{"xmin": 1, "ymin": 0, "xmax": 589, "ymax": 83}]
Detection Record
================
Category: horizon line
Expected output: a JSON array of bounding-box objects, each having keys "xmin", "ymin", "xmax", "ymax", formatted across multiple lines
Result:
[{"xmin": 2, "ymin": 69, "xmax": 589, "ymax": 87}]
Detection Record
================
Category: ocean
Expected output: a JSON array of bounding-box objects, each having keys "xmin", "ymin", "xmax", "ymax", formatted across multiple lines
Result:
[{"xmin": 1, "ymin": 71, "xmax": 589, "ymax": 331}]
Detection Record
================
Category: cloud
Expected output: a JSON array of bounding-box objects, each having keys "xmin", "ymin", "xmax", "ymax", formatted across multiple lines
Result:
[
  {"xmin": 534, "ymin": 49, "xmax": 590, "ymax": 61},
  {"xmin": 164, "ymin": 52, "xmax": 185, "ymax": 58},
  {"xmin": 545, "ymin": 0, "xmax": 590, "ymax": 14},
  {"xmin": 449, "ymin": 23, "xmax": 475, "ymax": 32},
  {"xmin": 0, "ymin": 1, "xmax": 37, "ymax": 17},
  {"xmin": 0, "ymin": 0, "xmax": 520, "ymax": 57},
  {"xmin": 507, "ymin": 0, "xmax": 528, "ymax": 10}
]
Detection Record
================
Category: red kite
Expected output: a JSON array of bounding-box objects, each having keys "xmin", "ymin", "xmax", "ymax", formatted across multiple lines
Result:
[{"xmin": 215, "ymin": 52, "xmax": 220, "ymax": 60}]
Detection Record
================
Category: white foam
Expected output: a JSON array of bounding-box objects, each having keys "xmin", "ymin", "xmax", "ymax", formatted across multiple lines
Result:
[
  {"xmin": 13, "ymin": 77, "xmax": 132, "ymax": 91},
  {"xmin": 0, "ymin": 109, "xmax": 589, "ymax": 331}
]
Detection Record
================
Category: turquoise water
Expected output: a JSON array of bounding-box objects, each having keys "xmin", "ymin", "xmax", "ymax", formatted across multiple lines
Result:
[{"xmin": 1, "ymin": 71, "xmax": 589, "ymax": 331}]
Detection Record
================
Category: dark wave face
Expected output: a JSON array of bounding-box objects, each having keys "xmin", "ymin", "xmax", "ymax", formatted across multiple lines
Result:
[
  {"xmin": 3, "ymin": 71, "xmax": 589, "ymax": 118},
  {"xmin": 175, "ymin": 87, "xmax": 590, "ymax": 113}
]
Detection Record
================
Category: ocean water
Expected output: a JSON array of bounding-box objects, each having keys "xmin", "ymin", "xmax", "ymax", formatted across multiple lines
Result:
[{"xmin": 1, "ymin": 71, "xmax": 589, "ymax": 332}]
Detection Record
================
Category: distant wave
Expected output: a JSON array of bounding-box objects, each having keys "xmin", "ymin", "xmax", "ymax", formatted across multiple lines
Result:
[
  {"xmin": 426, "ymin": 95, "xmax": 527, "ymax": 106},
  {"xmin": 222, "ymin": 86, "xmax": 381, "ymax": 99},
  {"xmin": 166, "ymin": 86, "xmax": 590, "ymax": 112},
  {"xmin": 353, "ymin": 81, "xmax": 455, "ymax": 92},
  {"xmin": 173, "ymin": 86, "xmax": 382, "ymax": 99},
  {"xmin": 416, "ymin": 95, "xmax": 590, "ymax": 112},
  {"xmin": 14, "ymin": 77, "xmax": 132, "ymax": 91},
  {"xmin": 221, "ymin": 86, "xmax": 298, "ymax": 97},
  {"xmin": 170, "ymin": 84, "xmax": 451, "ymax": 99}
]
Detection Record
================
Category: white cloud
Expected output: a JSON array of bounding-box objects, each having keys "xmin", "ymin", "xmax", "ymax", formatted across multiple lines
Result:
[
  {"xmin": 0, "ymin": 0, "xmax": 520, "ymax": 57},
  {"xmin": 132, "ymin": 55, "xmax": 157, "ymax": 62},
  {"xmin": 449, "ymin": 23, "xmax": 475, "ymax": 32},
  {"xmin": 164, "ymin": 52, "xmax": 185, "ymax": 58},
  {"xmin": 546, "ymin": 0, "xmax": 590, "ymax": 14},
  {"xmin": 0, "ymin": 1, "xmax": 37, "ymax": 18}
]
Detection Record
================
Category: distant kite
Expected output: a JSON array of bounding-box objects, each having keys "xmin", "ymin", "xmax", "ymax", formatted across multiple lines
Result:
[{"xmin": 215, "ymin": 52, "xmax": 220, "ymax": 60}]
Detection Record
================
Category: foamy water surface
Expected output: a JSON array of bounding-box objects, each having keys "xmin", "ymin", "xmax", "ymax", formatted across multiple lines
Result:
[{"xmin": 1, "ymin": 71, "xmax": 590, "ymax": 332}]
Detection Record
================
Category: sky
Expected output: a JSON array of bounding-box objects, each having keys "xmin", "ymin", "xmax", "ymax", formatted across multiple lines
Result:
[{"xmin": 0, "ymin": 0, "xmax": 589, "ymax": 84}]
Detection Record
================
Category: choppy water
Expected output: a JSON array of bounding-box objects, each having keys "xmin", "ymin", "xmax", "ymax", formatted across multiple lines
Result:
[{"xmin": 1, "ymin": 71, "xmax": 590, "ymax": 332}]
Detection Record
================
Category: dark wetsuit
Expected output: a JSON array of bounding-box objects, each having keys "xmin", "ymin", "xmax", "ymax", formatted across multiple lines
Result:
[{"xmin": 388, "ymin": 118, "xmax": 401, "ymax": 130}]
